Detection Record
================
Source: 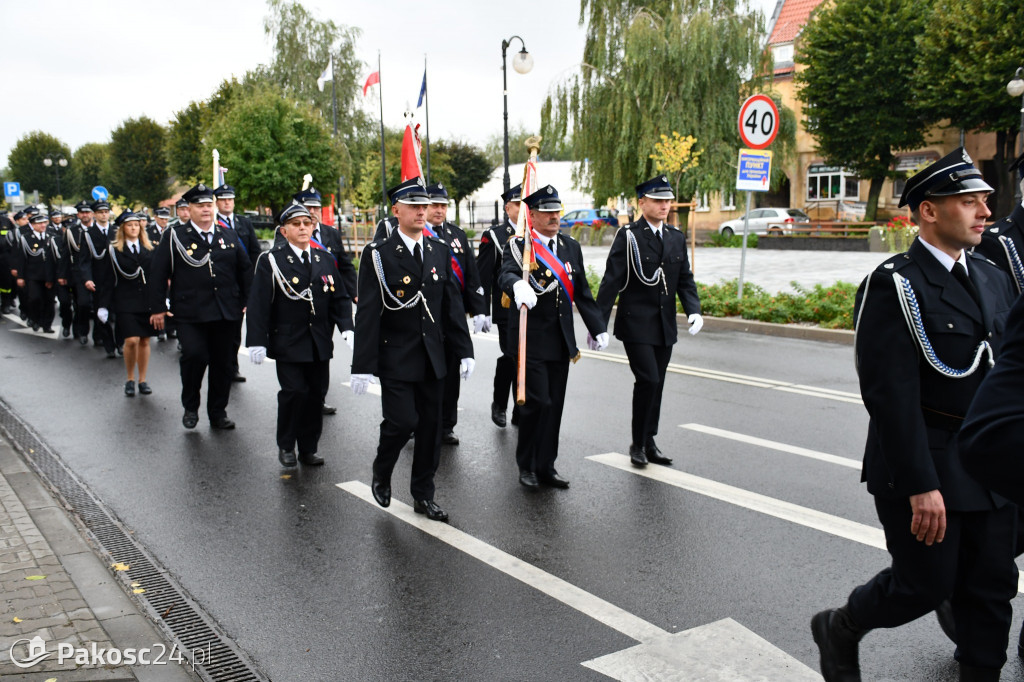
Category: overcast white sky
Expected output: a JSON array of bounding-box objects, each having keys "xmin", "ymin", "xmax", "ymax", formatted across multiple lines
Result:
[{"xmin": 1, "ymin": 0, "xmax": 776, "ymax": 172}]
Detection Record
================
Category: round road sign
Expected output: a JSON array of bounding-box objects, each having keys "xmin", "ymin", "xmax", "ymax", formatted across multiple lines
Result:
[{"xmin": 738, "ymin": 94, "xmax": 779, "ymax": 150}]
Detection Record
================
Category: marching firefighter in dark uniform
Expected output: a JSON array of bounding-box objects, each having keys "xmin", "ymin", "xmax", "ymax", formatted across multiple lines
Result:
[
  {"xmin": 11, "ymin": 212, "xmax": 59, "ymax": 333},
  {"xmin": 65, "ymin": 201, "xmax": 95, "ymax": 343},
  {"xmin": 974, "ymin": 152, "xmax": 1024, "ymax": 294},
  {"xmin": 214, "ymin": 184, "xmax": 261, "ymax": 383},
  {"xmin": 274, "ymin": 186, "xmax": 358, "ymax": 415},
  {"xmin": 78, "ymin": 200, "xmax": 118, "ymax": 356},
  {"xmin": 498, "ymin": 185, "xmax": 608, "ymax": 490},
  {"xmin": 811, "ymin": 148, "xmax": 1019, "ymax": 682},
  {"xmin": 246, "ymin": 201, "xmax": 353, "ymax": 467},
  {"xmin": 149, "ymin": 183, "xmax": 253, "ymax": 430},
  {"xmin": 351, "ymin": 177, "xmax": 474, "ymax": 523},
  {"xmin": 0, "ymin": 211, "xmax": 17, "ymax": 314},
  {"xmin": 423, "ymin": 182, "xmax": 488, "ymax": 444},
  {"xmin": 477, "ymin": 184, "xmax": 522, "ymax": 428},
  {"xmin": 49, "ymin": 209, "xmax": 75, "ymax": 337},
  {"xmin": 595, "ymin": 175, "xmax": 702, "ymax": 467}
]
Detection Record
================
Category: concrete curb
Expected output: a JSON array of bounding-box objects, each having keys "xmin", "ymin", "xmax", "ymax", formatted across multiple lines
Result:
[
  {"xmin": 0, "ymin": 439, "xmax": 199, "ymax": 682},
  {"xmin": 698, "ymin": 315, "xmax": 854, "ymax": 345}
]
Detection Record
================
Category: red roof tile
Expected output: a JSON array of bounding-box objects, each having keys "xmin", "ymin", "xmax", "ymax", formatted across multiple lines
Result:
[{"xmin": 768, "ymin": 0, "xmax": 825, "ymax": 46}]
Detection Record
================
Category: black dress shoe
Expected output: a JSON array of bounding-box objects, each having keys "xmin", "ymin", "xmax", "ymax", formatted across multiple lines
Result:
[
  {"xmin": 442, "ymin": 431, "xmax": 460, "ymax": 445},
  {"xmin": 182, "ymin": 411, "xmax": 199, "ymax": 429},
  {"xmin": 510, "ymin": 406, "xmax": 521, "ymax": 426},
  {"xmin": 79, "ymin": 335, "xmax": 89, "ymax": 345},
  {"xmin": 322, "ymin": 403, "xmax": 337, "ymax": 415},
  {"xmin": 210, "ymin": 417, "xmax": 236, "ymax": 430},
  {"xmin": 935, "ymin": 598, "xmax": 956, "ymax": 645},
  {"xmin": 31, "ymin": 323, "xmax": 40, "ymax": 332},
  {"xmin": 519, "ymin": 470, "xmax": 539, "ymax": 488},
  {"xmin": 137, "ymin": 382, "xmax": 152, "ymax": 395},
  {"xmin": 629, "ymin": 444, "xmax": 648, "ymax": 467},
  {"xmin": 298, "ymin": 452, "xmax": 324, "ymax": 466},
  {"xmin": 644, "ymin": 444, "xmax": 673, "ymax": 466},
  {"xmin": 490, "ymin": 402, "xmax": 506, "ymax": 428},
  {"xmin": 414, "ymin": 499, "xmax": 449, "ymax": 522},
  {"xmin": 124, "ymin": 380, "xmax": 135, "ymax": 397},
  {"xmin": 116, "ymin": 346, "xmax": 123, "ymax": 357},
  {"xmin": 371, "ymin": 476, "xmax": 391, "ymax": 507},
  {"xmin": 231, "ymin": 372, "xmax": 246, "ymax": 382},
  {"xmin": 42, "ymin": 327, "xmax": 54, "ymax": 334},
  {"xmin": 811, "ymin": 607, "xmax": 866, "ymax": 682},
  {"xmin": 278, "ymin": 449, "xmax": 297, "ymax": 467},
  {"xmin": 61, "ymin": 326, "xmax": 70, "ymax": 338},
  {"xmin": 538, "ymin": 472, "xmax": 570, "ymax": 488},
  {"xmin": 106, "ymin": 350, "xmax": 117, "ymax": 359}
]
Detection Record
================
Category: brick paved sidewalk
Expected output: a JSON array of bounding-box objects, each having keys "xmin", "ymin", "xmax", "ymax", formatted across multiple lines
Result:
[{"xmin": 0, "ymin": 439, "xmax": 196, "ymax": 681}]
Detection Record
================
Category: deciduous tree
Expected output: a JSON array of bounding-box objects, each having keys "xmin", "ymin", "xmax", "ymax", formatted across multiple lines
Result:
[
  {"xmin": 69, "ymin": 143, "xmax": 110, "ymax": 200},
  {"xmin": 106, "ymin": 117, "xmax": 169, "ymax": 208},
  {"xmin": 7, "ymin": 131, "xmax": 71, "ymax": 202}
]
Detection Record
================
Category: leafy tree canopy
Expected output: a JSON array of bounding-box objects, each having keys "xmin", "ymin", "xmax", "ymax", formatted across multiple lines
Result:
[
  {"xmin": 69, "ymin": 142, "xmax": 110, "ymax": 200},
  {"xmin": 7, "ymin": 131, "xmax": 72, "ymax": 202},
  {"xmin": 106, "ymin": 117, "xmax": 169, "ymax": 208}
]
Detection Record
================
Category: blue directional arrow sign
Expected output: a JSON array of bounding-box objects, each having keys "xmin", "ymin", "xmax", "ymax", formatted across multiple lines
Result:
[
  {"xmin": 3, "ymin": 182, "xmax": 20, "ymax": 198},
  {"xmin": 91, "ymin": 186, "xmax": 109, "ymax": 201}
]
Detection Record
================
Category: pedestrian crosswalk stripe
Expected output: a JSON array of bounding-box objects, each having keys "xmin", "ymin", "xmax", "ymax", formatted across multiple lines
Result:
[{"xmin": 679, "ymin": 423, "xmax": 861, "ymax": 469}]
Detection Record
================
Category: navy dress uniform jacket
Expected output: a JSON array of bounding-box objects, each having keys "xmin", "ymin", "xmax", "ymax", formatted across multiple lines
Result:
[
  {"xmin": 219, "ymin": 213, "xmax": 261, "ymax": 267},
  {"xmin": 76, "ymin": 224, "xmax": 116, "ymax": 293},
  {"xmin": 595, "ymin": 218, "xmax": 701, "ymax": 345},
  {"xmin": 854, "ymin": 238, "xmax": 1016, "ymax": 510},
  {"xmin": 274, "ymin": 222, "xmax": 357, "ymax": 303},
  {"xmin": 476, "ymin": 220, "xmax": 517, "ymax": 322},
  {"xmin": 974, "ymin": 203, "xmax": 1024, "ymax": 294},
  {"xmin": 246, "ymin": 243, "xmax": 353, "ymax": 363},
  {"xmin": 149, "ymin": 222, "xmax": 253, "ymax": 323},
  {"xmin": 498, "ymin": 233, "xmax": 606, "ymax": 361},
  {"xmin": 96, "ymin": 245, "xmax": 154, "ymax": 314},
  {"xmin": 431, "ymin": 221, "xmax": 486, "ymax": 317},
  {"xmin": 352, "ymin": 230, "xmax": 473, "ymax": 381},
  {"xmin": 11, "ymin": 230, "xmax": 58, "ymax": 283}
]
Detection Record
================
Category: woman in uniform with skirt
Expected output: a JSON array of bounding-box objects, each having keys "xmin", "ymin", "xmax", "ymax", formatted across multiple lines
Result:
[{"xmin": 98, "ymin": 210, "xmax": 157, "ymax": 396}]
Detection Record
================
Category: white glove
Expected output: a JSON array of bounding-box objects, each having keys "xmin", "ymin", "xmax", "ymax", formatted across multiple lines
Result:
[
  {"xmin": 484, "ymin": 315, "xmax": 492, "ymax": 332},
  {"xmin": 595, "ymin": 332, "xmax": 609, "ymax": 351},
  {"xmin": 512, "ymin": 281, "xmax": 537, "ymax": 310},
  {"xmin": 459, "ymin": 357, "xmax": 475, "ymax": 380},
  {"xmin": 687, "ymin": 313, "xmax": 704, "ymax": 336},
  {"xmin": 351, "ymin": 374, "xmax": 375, "ymax": 395},
  {"xmin": 249, "ymin": 346, "xmax": 267, "ymax": 365},
  {"xmin": 586, "ymin": 332, "xmax": 599, "ymax": 350},
  {"xmin": 97, "ymin": 308, "xmax": 108, "ymax": 323},
  {"xmin": 341, "ymin": 330, "xmax": 354, "ymax": 350},
  {"xmin": 472, "ymin": 314, "xmax": 489, "ymax": 334}
]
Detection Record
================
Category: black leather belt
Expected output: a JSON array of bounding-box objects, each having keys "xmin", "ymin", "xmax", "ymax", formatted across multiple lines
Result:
[{"xmin": 922, "ymin": 406, "xmax": 965, "ymax": 432}]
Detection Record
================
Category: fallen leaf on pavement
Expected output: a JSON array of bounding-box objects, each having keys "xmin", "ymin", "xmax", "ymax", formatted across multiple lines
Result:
[
  {"xmin": 112, "ymin": 562, "xmax": 130, "ymax": 571},
  {"xmin": 25, "ymin": 575, "xmax": 45, "ymax": 581}
]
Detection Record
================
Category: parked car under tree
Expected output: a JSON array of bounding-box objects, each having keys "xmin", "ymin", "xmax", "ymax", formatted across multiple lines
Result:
[{"xmin": 718, "ymin": 208, "xmax": 810, "ymax": 237}]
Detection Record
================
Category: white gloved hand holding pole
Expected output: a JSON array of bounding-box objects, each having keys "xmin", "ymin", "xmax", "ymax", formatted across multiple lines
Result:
[
  {"xmin": 472, "ymin": 314, "xmax": 489, "ymax": 334},
  {"xmin": 512, "ymin": 281, "xmax": 537, "ymax": 310},
  {"xmin": 687, "ymin": 313, "xmax": 704, "ymax": 336}
]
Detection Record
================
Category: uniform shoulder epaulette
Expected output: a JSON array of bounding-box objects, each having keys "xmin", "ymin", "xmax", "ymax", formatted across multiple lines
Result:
[
  {"xmin": 367, "ymin": 241, "xmax": 378, "ymax": 249},
  {"xmin": 426, "ymin": 233, "xmax": 446, "ymax": 245},
  {"xmin": 967, "ymin": 250, "xmax": 999, "ymax": 268},
  {"xmin": 875, "ymin": 253, "xmax": 911, "ymax": 273},
  {"xmin": 665, "ymin": 224, "xmax": 681, "ymax": 232}
]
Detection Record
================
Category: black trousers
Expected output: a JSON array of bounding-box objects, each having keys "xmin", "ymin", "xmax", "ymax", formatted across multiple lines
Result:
[
  {"xmin": 22, "ymin": 280, "xmax": 55, "ymax": 328},
  {"xmin": 492, "ymin": 319, "xmax": 516, "ymax": 409},
  {"xmin": 374, "ymin": 375, "xmax": 444, "ymax": 500},
  {"xmin": 847, "ymin": 497, "xmax": 1017, "ymax": 670},
  {"xmin": 515, "ymin": 358, "xmax": 569, "ymax": 475},
  {"xmin": 55, "ymin": 283, "xmax": 73, "ymax": 330},
  {"xmin": 0, "ymin": 263, "xmax": 14, "ymax": 307},
  {"xmin": 229, "ymin": 317, "xmax": 243, "ymax": 376},
  {"xmin": 176, "ymin": 319, "xmax": 237, "ymax": 419},
  {"xmin": 72, "ymin": 282, "xmax": 92, "ymax": 338},
  {"xmin": 276, "ymin": 359, "xmax": 328, "ymax": 454},
  {"xmin": 92, "ymin": 304, "xmax": 115, "ymax": 352},
  {"xmin": 623, "ymin": 342, "xmax": 673, "ymax": 447},
  {"xmin": 441, "ymin": 345, "xmax": 461, "ymax": 432}
]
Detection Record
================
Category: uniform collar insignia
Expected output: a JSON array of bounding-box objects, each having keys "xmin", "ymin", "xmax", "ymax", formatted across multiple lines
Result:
[
  {"xmin": 884, "ymin": 262, "xmax": 894, "ymax": 269},
  {"xmin": 991, "ymin": 227, "xmax": 1000, "ymax": 233}
]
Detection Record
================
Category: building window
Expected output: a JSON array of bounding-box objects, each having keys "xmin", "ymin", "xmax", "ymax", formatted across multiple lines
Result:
[
  {"xmin": 772, "ymin": 44, "xmax": 794, "ymax": 68},
  {"xmin": 807, "ymin": 164, "xmax": 859, "ymax": 201},
  {"xmin": 720, "ymin": 191, "xmax": 736, "ymax": 210},
  {"xmin": 694, "ymin": 192, "xmax": 710, "ymax": 212},
  {"xmin": 892, "ymin": 153, "xmax": 937, "ymax": 198}
]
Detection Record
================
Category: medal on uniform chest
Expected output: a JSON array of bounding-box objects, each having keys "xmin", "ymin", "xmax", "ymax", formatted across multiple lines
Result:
[
  {"xmin": 402, "ymin": 275, "xmax": 411, "ymax": 284},
  {"xmin": 327, "ymin": 274, "xmax": 335, "ymax": 291},
  {"xmin": 190, "ymin": 243, "xmax": 197, "ymax": 249},
  {"xmin": 397, "ymin": 289, "xmax": 405, "ymax": 297},
  {"xmin": 287, "ymin": 255, "xmax": 294, "ymax": 263},
  {"xmin": 292, "ymin": 276, "xmax": 300, "ymax": 284},
  {"xmin": 431, "ymin": 266, "xmax": 438, "ymax": 281},
  {"xmin": 545, "ymin": 269, "xmax": 552, "ymax": 276},
  {"xmin": 565, "ymin": 262, "xmax": 572, "ymax": 274},
  {"xmin": 186, "ymin": 249, "xmax": 194, "ymax": 256}
]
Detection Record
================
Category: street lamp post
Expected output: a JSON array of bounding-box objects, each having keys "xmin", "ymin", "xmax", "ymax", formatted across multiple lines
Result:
[
  {"xmin": 501, "ymin": 35, "xmax": 533, "ymax": 195},
  {"xmin": 42, "ymin": 154, "xmax": 68, "ymax": 212},
  {"xmin": 1007, "ymin": 66, "xmax": 1024, "ymax": 203}
]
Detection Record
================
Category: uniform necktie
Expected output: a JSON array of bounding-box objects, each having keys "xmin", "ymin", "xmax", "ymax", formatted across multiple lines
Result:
[
  {"xmin": 549, "ymin": 239, "xmax": 556, "ymax": 257},
  {"xmin": 131, "ymin": 244, "xmax": 137, "ymax": 255},
  {"xmin": 414, "ymin": 241, "xmax": 422, "ymax": 263},
  {"xmin": 313, "ymin": 229, "xmax": 320, "ymax": 243},
  {"xmin": 952, "ymin": 261, "xmax": 981, "ymax": 308},
  {"xmin": 206, "ymin": 232, "xmax": 213, "ymax": 245}
]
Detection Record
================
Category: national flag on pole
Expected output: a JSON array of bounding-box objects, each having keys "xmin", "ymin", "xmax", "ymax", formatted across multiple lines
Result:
[
  {"xmin": 317, "ymin": 55, "xmax": 333, "ymax": 93},
  {"xmin": 400, "ymin": 123, "xmax": 423, "ymax": 182},
  {"xmin": 416, "ymin": 69, "xmax": 427, "ymax": 108},
  {"xmin": 363, "ymin": 71, "xmax": 380, "ymax": 96}
]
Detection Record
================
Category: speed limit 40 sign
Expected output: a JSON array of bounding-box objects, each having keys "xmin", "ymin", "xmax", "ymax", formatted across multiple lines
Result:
[{"xmin": 738, "ymin": 94, "xmax": 779, "ymax": 149}]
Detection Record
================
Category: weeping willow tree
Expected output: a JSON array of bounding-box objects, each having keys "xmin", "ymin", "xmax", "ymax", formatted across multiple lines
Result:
[{"xmin": 542, "ymin": 0, "xmax": 787, "ymax": 208}]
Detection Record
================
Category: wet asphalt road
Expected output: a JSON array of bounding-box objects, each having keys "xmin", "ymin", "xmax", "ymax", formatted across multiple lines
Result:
[{"xmin": 2, "ymin": 313, "xmax": 1024, "ymax": 681}]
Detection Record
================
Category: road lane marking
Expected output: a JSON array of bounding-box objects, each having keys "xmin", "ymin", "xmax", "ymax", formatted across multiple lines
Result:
[
  {"xmin": 473, "ymin": 332, "xmax": 861, "ymax": 405},
  {"xmin": 337, "ymin": 480, "xmax": 821, "ymax": 679},
  {"xmin": 679, "ymin": 423, "xmax": 861, "ymax": 470},
  {"xmin": 587, "ymin": 453, "xmax": 885, "ymax": 550},
  {"xmin": 337, "ymin": 480, "xmax": 666, "ymax": 642}
]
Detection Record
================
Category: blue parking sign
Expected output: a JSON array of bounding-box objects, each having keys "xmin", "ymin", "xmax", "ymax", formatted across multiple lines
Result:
[{"xmin": 3, "ymin": 182, "xmax": 20, "ymax": 198}]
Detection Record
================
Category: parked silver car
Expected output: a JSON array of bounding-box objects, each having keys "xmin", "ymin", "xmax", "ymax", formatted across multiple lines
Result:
[{"xmin": 718, "ymin": 208, "xmax": 811, "ymax": 237}]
